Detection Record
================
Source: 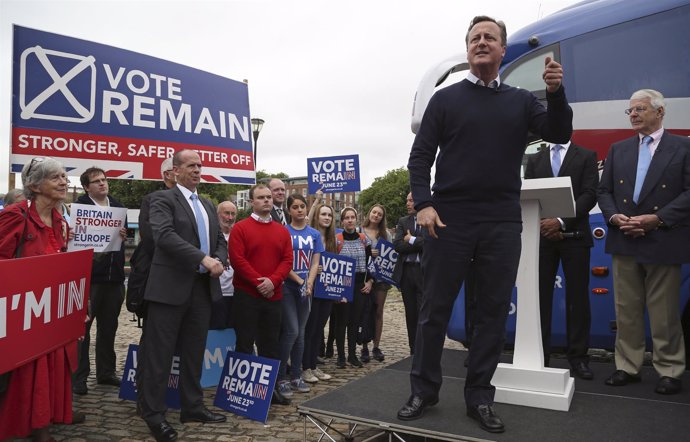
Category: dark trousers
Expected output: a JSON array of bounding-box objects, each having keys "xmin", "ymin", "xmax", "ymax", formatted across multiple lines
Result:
[
  {"xmin": 233, "ymin": 289, "xmax": 282, "ymax": 360},
  {"xmin": 74, "ymin": 282, "xmax": 124, "ymax": 384},
  {"xmin": 333, "ymin": 274, "xmax": 366, "ymax": 358},
  {"xmin": 410, "ymin": 221, "xmax": 521, "ymax": 407},
  {"xmin": 139, "ymin": 275, "xmax": 212, "ymax": 425},
  {"xmin": 303, "ymin": 298, "xmax": 333, "ymax": 370},
  {"xmin": 539, "ymin": 243, "xmax": 591, "ymax": 364},
  {"xmin": 399, "ymin": 263, "xmax": 423, "ymax": 354},
  {"xmin": 209, "ymin": 296, "xmax": 234, "ymax": 330}
]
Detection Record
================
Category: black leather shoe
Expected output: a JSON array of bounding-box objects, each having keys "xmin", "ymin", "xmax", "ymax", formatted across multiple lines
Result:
[
  {"xmin": 72, "ymin": 382, "xmax": 88, "ymax": 395},
  {"xmin": 336, "ymin": 356, "xmax": 346, "ymax": 369},
  {"xmin": 397, "ymin": 395, "xmax": 439, "ymax": 421},
  {"xmin": 148, "ymin": 420, "xmax": 178, "ymax": 442},
  {"xmin": 271, "ymin": 388, "xmax": 292, "ymax": 405},
  {"xmin": 605, "ymin": 370, "xmax": 641, "ymax": 386},
  {"xmin": 467, "ymin": 404, "xmax": 505, "ymax": 433},
  {"xmin": 571, "ymin": 361, "xmax": 594, "ymax": 380},
  {"xmin": 361, "ymin": 346, "xmax": 370, "ymax": 363},
  {"xmin": 180, "ymin": 408, "xmax": 227, "ymax": 423},
  {"xmin": 348, "ymin": 355, "xmax": 363, "ymax": 368},
  {"xmin": 97, "ymin": 375, "xmax": 121, "ymax": 386},
  {"xmin": 372, "ymin": 347, "xmax": 385, "ymax": 362},
  {"xmin": 655, "ymin": 376, "xmax": 682, "ymax": 395}
]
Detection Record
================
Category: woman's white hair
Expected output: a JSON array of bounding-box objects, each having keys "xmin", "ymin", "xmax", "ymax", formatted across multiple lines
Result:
[{"xmin": 21, "ymin": 157, "xmax": 65, "ymax": 200}]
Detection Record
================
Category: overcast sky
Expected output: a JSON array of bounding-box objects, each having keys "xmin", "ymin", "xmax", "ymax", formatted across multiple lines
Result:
[{"xmin": 0, "ymin": 0, "xmax": 580, "ymax": 193}]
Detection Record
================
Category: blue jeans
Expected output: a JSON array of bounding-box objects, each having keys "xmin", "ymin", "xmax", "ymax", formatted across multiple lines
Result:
[{"xmin": 279, "ymin": 281, "xmax": 310, "ymax": 380}]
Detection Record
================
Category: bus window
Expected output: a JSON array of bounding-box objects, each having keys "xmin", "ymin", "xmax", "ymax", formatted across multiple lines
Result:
[{"xmin": 502, "ymin": 45, "xmax": 558, "ymax": 98}]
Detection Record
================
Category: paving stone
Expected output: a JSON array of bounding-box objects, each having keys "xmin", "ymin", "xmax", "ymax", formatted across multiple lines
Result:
[{"xmin": 34, "ymin": 290, "xmax": 466, "ymax": 441}]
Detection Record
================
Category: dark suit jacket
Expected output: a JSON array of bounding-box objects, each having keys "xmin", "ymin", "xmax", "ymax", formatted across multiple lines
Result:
[
  {"xmin": 144, "ymin": 186, "xmax": 227, "ymax": 305},
  {"xmin": 270, "ymin": 206, "xmax": 291, "ymax": 225},
  {"xmin": 392, "ymin": 214, "xmax": 424, "ymax": 283},
  {"xmin": 598, "ymin": 131, "xmax": 690, "ymax": 264},
  {"xmin": 138, "ymin": 188, "xmax": 169, "ymax": 257},
  {"xmin": 524, "ymin": 143, "xmax": 599, "ymax": 248}
]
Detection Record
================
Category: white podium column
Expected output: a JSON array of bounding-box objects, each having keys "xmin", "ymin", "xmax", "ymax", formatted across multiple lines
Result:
[{"xmin": 491, "ymin": 177, "xmax": 575, "ymax": 411}]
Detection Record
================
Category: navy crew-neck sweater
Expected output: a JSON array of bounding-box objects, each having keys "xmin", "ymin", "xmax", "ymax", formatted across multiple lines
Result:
[{"xmin": 408, "ymin": 79, "xmax": 572, "ymax": 223}]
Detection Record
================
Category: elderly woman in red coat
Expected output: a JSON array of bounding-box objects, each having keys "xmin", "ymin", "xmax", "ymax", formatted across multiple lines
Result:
[{"xmin": 0, "ymin": 157, "xmax": 79, "ymax": 441}]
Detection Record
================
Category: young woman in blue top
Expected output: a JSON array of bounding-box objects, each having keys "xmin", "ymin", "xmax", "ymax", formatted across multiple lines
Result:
[
  {"xmin": 278, "ymin": 195, "xmax": 324, "ymax": 397},
  {"xmin": 301, "ymin": 203, "xmax": 338, "ymax": 383}
]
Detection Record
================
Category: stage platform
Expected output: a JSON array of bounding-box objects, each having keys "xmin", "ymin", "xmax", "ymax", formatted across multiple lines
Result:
[{"xmin": 298, "ymin": 349, "xmax": 690, "ymax": 441}]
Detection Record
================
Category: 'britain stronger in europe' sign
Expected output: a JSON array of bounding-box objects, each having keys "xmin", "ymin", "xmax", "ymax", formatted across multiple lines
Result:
[{"xmin": 11, "ymin": 25, "xmax": 255, "ymax": 184}]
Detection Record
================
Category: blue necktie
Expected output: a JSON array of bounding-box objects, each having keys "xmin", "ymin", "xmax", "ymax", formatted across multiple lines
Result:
[
  {"xmin": 190, "ymin": 194, "xmax": 209, "ymax": 271},
  {"xmin": 633, "ymin": 136, "xmax": 653, "ymax": 204},
  {"xmin": 551, "ymin": 144, "xmax": 563, "ymax": 177}
]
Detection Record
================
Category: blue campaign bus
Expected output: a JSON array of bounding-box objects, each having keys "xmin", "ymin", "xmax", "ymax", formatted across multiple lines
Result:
[{"xmin": 410, "ymin": 0, "xmax": 690, "ymax": 358}]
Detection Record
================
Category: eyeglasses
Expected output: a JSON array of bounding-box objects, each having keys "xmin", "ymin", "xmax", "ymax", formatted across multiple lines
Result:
[
  {"xmin": 26, "ymin": 157, "xmax": 45, "ymax": 176},
  {"xmin": 624, "ymin": 106, "xmax": 648, "ymax": 115}
]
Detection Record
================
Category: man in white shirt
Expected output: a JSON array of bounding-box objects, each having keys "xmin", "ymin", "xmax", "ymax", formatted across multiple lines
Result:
[{"xmin": 210, "ymin": 201, "xmax": 237, "ymax": 329}]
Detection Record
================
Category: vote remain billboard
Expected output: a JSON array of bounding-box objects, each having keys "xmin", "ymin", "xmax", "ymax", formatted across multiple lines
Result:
[{"xmin": 11, "ymin": 25, "xmax": 255, "ymax": 184}]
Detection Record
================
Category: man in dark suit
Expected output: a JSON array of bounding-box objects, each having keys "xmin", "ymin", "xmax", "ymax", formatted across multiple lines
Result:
[
  {"xmin": 73, "ymin": 167, "xmax": 128, "ymax": 395},
  {"xmin": 138, "ymin": 157, "xmax": 176, "ymax": 257},
  {"xmin": 138, "ymin": 150, "xmax": 228, "ymax": 442},
  {"xmin": 524, "ymin": 141, "xmax": 598, "ymax": 379},
  {"xmin": 398, "ymin": 15, "xmax": 572, "ymax": 433},
  {"xmin": 129, "ymin": 157, "xmax": 175, "ymax": 414},
  {"xmin": 393, "ymin": 192, "xmax": 424, "ymax": 356},
  {"xmin": 598, "ymin": 89, "xmax": 690, "ymax": 396},
  {"xmin": 268, "ymin": 178, "xmax": 290, "ymax": 225}
]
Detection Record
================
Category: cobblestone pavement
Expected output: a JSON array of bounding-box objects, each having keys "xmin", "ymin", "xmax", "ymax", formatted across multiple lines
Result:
[{"xmin": 31, "ymin": 290, "xmax": 464, "ymax": 441}]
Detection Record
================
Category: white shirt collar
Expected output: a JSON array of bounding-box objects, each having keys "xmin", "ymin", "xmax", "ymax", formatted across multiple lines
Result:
[
  {"xmin": 639, "ymin": 127, "xmax": 664, "ymax": 144},
  {"xmin": 88, "ymin": 195, "xmax": 110, "ymax": 207},
  {"xmin": 176, "ymin": 183, "xmax": 197, "ymax": 200},
  {"xmin": 251, "ymin": 212, "xmax": 273, "ymax": 224},
  {"xmin": 467, "ymin": 71, "xmax": 501, "ymax": 88}
]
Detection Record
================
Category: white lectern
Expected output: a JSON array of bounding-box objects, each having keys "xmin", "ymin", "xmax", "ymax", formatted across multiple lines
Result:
[{"xmin": 491, "ymin": 176, "xmax": 576, "ymax": 411}]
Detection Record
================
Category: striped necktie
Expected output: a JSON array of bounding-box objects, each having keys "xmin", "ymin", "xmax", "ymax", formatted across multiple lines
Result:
[{"xmin": 276, "ymin": 208, "xmax": 286, "ymax": 225}]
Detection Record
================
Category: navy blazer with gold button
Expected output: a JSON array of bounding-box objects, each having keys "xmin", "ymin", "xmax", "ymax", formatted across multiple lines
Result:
[{"xmin": 597, "ymin": 131, "xmax": 690, "ymax": 264}]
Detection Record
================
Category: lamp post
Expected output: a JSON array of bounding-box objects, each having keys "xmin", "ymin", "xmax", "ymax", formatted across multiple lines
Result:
[{"xmin": 251, "ymin": 118, "xmax": 264, "ymax": 169}]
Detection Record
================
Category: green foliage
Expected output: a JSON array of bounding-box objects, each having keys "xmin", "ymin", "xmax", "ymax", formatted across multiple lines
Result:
[
  {"xmin": 358, "ymin": 167, "xmax": 409, "ymax": 228},
  {"xmin": 107, "ymin": 180, "xmax": 161, "ymax": 208},
  {"xmin": 105, "ymin": 169, "xmax": 289, "ymax": 209}
]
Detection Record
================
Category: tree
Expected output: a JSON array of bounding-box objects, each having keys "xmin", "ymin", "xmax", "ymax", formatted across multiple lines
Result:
[
  {"xmin": 358, "ymin": 167, "xmax": 409, "ymax": 229},
  {"xmin": 105, "ymin": 169, "xmax": 290, "ymax": 209}
]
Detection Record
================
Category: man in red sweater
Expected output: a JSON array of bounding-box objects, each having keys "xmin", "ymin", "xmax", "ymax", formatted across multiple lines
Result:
[{"xmin": 229, "ymin": 184, "xmax": 293, "ymax": 405}]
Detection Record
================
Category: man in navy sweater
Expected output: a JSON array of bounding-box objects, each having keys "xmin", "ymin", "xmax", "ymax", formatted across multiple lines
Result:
[{"xmin": 397, "ymin": 16, "xmax": 572, "ymax": 433}]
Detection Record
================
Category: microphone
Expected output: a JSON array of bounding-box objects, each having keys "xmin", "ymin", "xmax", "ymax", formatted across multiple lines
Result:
[{"xmin": 562, "ymin": 231, "xmax": 584, "ymax": 239}]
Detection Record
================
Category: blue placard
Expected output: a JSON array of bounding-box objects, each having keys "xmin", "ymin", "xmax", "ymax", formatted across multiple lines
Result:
[
  {"xmin": 313, "ymin": 252, "xmax": 356, "ymax": 302},
  {"xmin": 11, "ymin": 25, "xmax": 255, "ymax": 184},
  {"xmin": 307, "ymin": 154, "xmax": 360, "ymax": 194},
  {"xmin": 119, "ymin": 344, "xmax": 181, "ymax": 409},
  {"xmin": 201, "ymin": 328, "xmax": 236, "ymax": 388},
  {"xmin": 370, "ymin": 239, "xmax": 399, "ymax": 287},
  {"xmin": 213, "ymin": 351, "xmax": 279, "ymax": 424}
]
